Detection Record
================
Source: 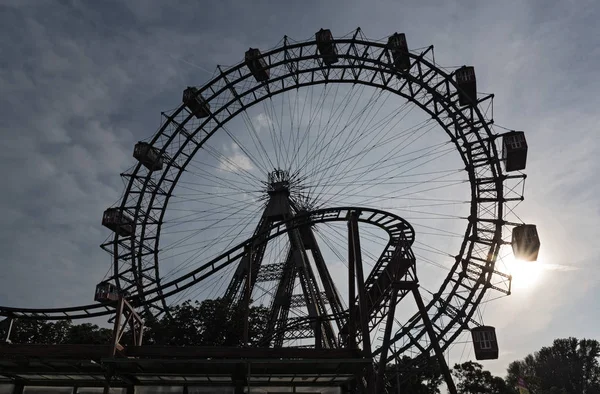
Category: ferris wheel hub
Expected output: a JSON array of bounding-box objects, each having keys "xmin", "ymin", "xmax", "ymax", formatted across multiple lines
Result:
[{"xmin": 267, "ymin": 169, "xmax": 291, "ymax": 196}]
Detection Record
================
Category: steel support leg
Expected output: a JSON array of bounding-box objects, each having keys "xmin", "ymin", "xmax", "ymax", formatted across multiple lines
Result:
[
  {"xmin": 347, "ymin": 219, "xmax": 357, "ymax": 349},
  {"xmin": 303, "ymin": 228, "xmax": 346, "ymax": 333},
  {"xmin": 349, "ymin": 211, "xmax": 375, "ymax": 389},
  {"xmin": 412, "ymin": 287, "xmax": 458, "ymax": 394},
  {"xmin": 243, "ymin": 246, "xmax": 252, "ymax": 346},
  {"xmin": 110, "ymin": 298, "xmax": 124, "ymax": 357},
  {"xmin": 375, "ymin": 287, "xmax": 400, "ymax": 392},
  {"xmin": 348, "ymin": 212, "xmax": 372, "ymax": 355}
]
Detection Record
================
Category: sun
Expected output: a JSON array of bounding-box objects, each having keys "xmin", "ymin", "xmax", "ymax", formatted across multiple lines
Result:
[{"xmin": 501, "ymin": 254, "xmax": 543, "ymax": 291}]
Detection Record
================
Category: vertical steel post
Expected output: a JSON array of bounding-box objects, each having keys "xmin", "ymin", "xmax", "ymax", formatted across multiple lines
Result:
[
  {"xmin": 349, "ymin": 211, "xmax": 374, "ymax": 390},
  {"xmin": 412, "ymin": 287, "xmax": 458, "ymax": 394},
  {"xmin": 375, "ymin": 288, "xmax": 400, "ymax": 392},
  {"xmin": 349, "ymin": 212, "xmax": 372, "ymax": 356},
  {"xmin": 243, "ymin": 246, "xmax": 251, "ymax": 346},
  {"xmin": 348, "ymin": 217, "xmax": 356, "ymax": 350},
  {"xmin": 110, "ymin": 296, "xmax": 125, "ymax": 357},
  {"xmin": 394, "ymin": 343, "xmax": 401, "ymax": 394}
]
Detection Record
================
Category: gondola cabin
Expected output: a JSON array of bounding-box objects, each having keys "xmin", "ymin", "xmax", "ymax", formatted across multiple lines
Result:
[
  {"xmin": 133, "ymin": 142, "xmax": 163, "ymax": 171},
  {"xmin": 471, "ymin": 326, "xmax": 499, "ymax": 360},
  {"xmin": 315, "ymin": 28, "xmax": 339, "ymax": 65},
  {"xmin": 512, "ymin": 224, "xmax": 540, "ymax": 261},
  {"xmin": 502, "ymin": 131, "xmax": 528, "ymax": 172},
  {"xmin": 182, "ymin": 87, "xmax": 211, "ymax": 119},
  {"xmin": 94, "ymin": 281, "xmax": 119, "ymax": 303},
  {"xmin": 387, "ymin": 33, "xmax": 410, "ymax": 70},
  {"xmin": 245, "ymin": 48, "xmax": 270, "ymax": 82},
  {"xmin": 102, "ymin": 208, "xmax": 135, "ymax": 237},
  {"xmin": 455, "ymin": 66, "xmax": 477, "ymax": 106}
]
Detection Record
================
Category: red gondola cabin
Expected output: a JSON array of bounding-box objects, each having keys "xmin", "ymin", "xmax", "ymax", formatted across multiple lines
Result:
[
  {"xmin": 455, "ymin": 66, "xmax": 477, "ymax": 106},
  {"xmin": 502, "ymin": 131, "xmax": 528, "ymax": 172},
  {"xmin": 182, "ymin": 87, "xmax": 211, "ymax": 119},
  {"xmin": 102, "ymin": 208, "xmax": 135, "ymax": 237},
  {"xmin": 94, "ymin": 281, "xmax": 119, "ymax": 303},
  {"xmin": 471, "ymin": 326, "xmax": 499, "ymax": 360},
  {"xmin": 245, "ymin": 48, "xmax": 270, "ymax": 82},
  {"xmin": 315, "ymin": 28, "xmax": 339, "ymax": 66},
  {"xmin": 512, "ymin": 224, "xmax": 540, "ymax": 261},
  {"xmin": 134, "ymin": 142, "xmax": 163, "ymax": 171},
  {"xmin": 387, "ymin": 33, "xmax": 410, "ymax": 70}
]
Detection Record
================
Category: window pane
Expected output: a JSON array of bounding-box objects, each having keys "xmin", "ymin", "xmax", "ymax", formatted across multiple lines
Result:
[
  {"xmin": 187, "ymin": 388, "xmax": 233, "ymax": 394},
  {"xmin": 24, "ymin": 388, "xmax": 73, "ymax": 394},
  {"xmin": 136, "ymin": 387, "xmax": 183, "ymax": 394},
  {"xmin": 0, "ymin": 385, "xmax": 14, "ymax": 394}
]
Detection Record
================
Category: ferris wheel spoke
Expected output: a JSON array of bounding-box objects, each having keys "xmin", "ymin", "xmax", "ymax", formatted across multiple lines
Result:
[
  {"xmin": 414, "ymin": 253, "xmax": 453, "ymax": 271},
  {"xmin": 311, "ymin": 93, "xmax": 404, "ymax": 195},
  {"xmin": 162, "ymin": 199, "xmax": 259, "ymax": 228},
  {"xmin": 178, "ymin": 165, "xmax": 261, "ymax": 195},
  {"xmin": 186, "ymin": 150, "xmax": 264, "ymax": 187},
  {"xmin": 317, "ymin": 142, "xmax": 458, "ymax": 207},
  {"xmin": 310, "ymin": 96, "xmax": 423, "ymax": 185},
  {"xmin": 316, "ymin": 174, "xmax": 465, "ymax": 210},
  {"xmin": 308, "ymin": 140, "xmax": 453, "ymax": 187},
  {"xmin": 312, "ymin": 142, "xmax": 456, "ymax": 207},
  {"xmin": 240, "ymin": 108, "xmax": 278, "ymax": 173},
  {"xmin": 160, "ymin": 204, "xmax": 265, "ymax": 285},
  {"xmin": 331, "ymin": 179, "xmax": 468, "ymax": 208},
  {"xmin": 413, "ymin": 243, "xmax": 454, "ymax": 259},
  {"xmin": 297, "ymin": 83, "xmax": 372, "ymax": 181},
  {"xmin": 303, "ymin": 86, "xmax": 385, "ymax": 190},
  {"xmin": 288, "ymin": 82, "xmax": 330, "ymax": 176},
  {"xmin": 160, "ymin": 203, "xmax": 262, "ymax": 258},
  {"xmin": 304, "ymin": 85, "xmax": 375, "ymax": 185},
  {"xmin": 307, "ymin": 113, "xmax": 434, "ymax": 191}
]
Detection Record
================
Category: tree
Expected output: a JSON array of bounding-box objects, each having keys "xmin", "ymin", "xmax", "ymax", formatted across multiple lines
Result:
[
  {"xmin": 144, "ymin": 298, "xmax": 269, "ymax": 346},
  {"xmin": 507, "ymin": 337, "xmax": 600, "ymax": 394},
  {"xmin": 385, "ymin": 356, "xmax": 443, "ymax": 394},
  {"xmin": 1, "ymin": 319, "xmax": 68, "ymax": 344},
  {"xmin": 0, "ymin": 318, "xmax": 112, "ymax": 345},
  {"xmin": 453, "ymin": 361, "xmax": 517, "ymax": 394},
  {"xmin": 1, "ymin": 298, "xmax": 270, "ymax": 347},
  {"xmin": 66, "ymin": 323, "xmax": 112, "ymax": 344},
  {"xmin": 144, "ymin": 300, "xmax": 204, "ymax": 345}
]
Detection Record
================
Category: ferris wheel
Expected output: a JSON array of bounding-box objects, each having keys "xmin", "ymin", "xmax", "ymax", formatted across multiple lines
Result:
[{"xmin": 1, "ymin": 28, "xmax": 540, "ymax": 391}]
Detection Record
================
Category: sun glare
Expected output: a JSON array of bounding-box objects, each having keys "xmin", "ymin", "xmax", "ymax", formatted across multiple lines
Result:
[{"xmin": 502, "ymin": 254, "xmax": 543, "ymax": 290}]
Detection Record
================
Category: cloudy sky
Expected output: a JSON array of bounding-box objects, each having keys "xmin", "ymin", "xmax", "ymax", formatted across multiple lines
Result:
[{"xmin": 1, "ymin": 0, "xmax": 599, "ymax": 380}]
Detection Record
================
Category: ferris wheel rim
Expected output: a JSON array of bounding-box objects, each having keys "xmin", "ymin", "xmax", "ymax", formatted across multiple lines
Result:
[{"xmin": 105, "ymin": 29, "xmax": 509, "ymax": 359}]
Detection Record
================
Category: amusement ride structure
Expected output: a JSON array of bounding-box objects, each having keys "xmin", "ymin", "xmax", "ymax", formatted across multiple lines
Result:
[{"xmin": 0, "ymin": 28, "xmax": 540, "ymax": 394}]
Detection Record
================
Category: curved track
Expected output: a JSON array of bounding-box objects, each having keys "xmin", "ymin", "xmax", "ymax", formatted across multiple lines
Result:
[{"xmin": 0, "ymin": 206, "xmax": 412, "ymax": 320}]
